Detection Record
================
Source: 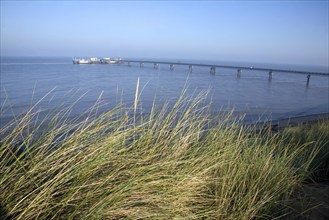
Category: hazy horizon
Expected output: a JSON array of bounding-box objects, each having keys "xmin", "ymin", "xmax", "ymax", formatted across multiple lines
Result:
[{"xmin": 1, "ymin": 1, "xmax": 328, "ymax": 67}]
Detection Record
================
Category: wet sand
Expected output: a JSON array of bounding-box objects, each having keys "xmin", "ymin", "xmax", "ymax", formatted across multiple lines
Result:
[
  {"xmin": 248, "ymin": 112, "xmax": 329, "ymax": 132},
  {"xmin": 271, "ymin": 113, "xmax": 329, "ymax": 129}
]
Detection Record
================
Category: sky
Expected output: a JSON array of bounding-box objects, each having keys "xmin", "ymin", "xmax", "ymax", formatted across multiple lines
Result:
[{"xmin": 1, "ymin": 1, "xmax": 328, "ymax": 66}]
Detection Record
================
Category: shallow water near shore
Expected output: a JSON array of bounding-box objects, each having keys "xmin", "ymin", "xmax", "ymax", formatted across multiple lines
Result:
[{"xmin": 1, "ymin": 57, "xmax": 328, "ymax": 127}]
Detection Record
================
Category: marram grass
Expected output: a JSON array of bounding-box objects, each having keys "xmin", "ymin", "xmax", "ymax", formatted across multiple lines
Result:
[{"xmin": 0, "ymin": 92, "xmax": 328, "ymax": 219}]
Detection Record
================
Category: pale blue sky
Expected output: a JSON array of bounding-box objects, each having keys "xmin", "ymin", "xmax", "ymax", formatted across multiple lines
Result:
[{"xmin": 1, "ymin": 1, "xmax": 328, "ymax": 66}]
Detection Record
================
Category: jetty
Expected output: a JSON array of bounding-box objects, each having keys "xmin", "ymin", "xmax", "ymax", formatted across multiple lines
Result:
[{"xmin": 73, "ymin": 57, "xmax": 329, "ymax": 84}]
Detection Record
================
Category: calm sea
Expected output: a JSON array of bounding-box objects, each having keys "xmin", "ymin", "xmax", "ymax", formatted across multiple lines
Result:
[{"xmin": 1, "ymin": 57, "xmax": 328, "ymax": 127}]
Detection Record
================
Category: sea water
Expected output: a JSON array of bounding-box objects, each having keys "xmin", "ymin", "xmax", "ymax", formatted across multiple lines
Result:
[{"xmin": 1, "ymin": 57, "xmax": 328, "ymax": 127}]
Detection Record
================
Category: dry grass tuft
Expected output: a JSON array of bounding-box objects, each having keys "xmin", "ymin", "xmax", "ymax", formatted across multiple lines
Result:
[{"xmin": 1, "ymin": 91, "xmax": 328, "ymax": 219}]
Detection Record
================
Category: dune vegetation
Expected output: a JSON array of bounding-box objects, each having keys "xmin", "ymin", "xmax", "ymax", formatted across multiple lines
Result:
[{"xmin": 0, "ymin": 88, "xmax": 328, "ymax": 219}]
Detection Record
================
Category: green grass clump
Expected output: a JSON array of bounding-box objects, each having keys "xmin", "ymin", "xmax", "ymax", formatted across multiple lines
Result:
[
  {"xmin": 281, "ymin": 120, "xmax": 329, "ymax": 181},
  {"xmin": 0, "ymin": 92, "xmax": 328, "ymax": 219}
]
